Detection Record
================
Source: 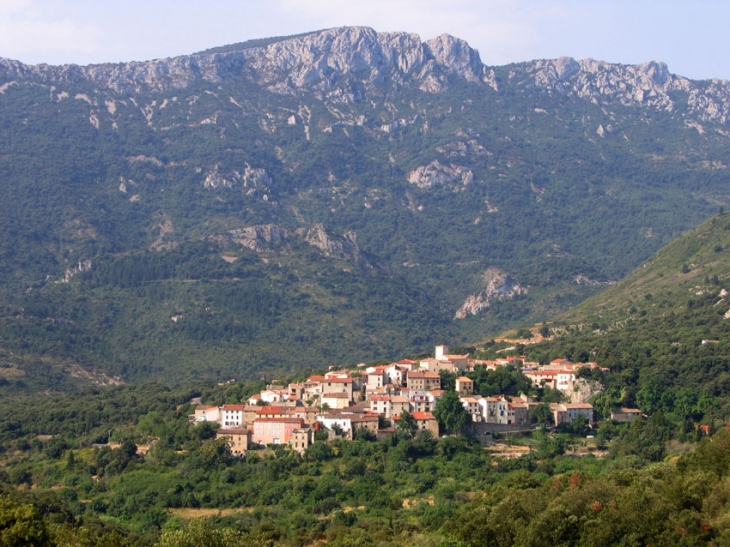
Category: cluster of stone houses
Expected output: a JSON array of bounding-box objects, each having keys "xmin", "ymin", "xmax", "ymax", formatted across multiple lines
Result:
[{"xmin": 193, "ymin": 346, "xmax": 612, "ymax": 456}]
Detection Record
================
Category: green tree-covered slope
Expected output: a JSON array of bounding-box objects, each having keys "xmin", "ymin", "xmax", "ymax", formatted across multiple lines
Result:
[
  {"xmin": 524, "ymin": 212, "xmax": 730, "ymax": 416},
  {"xmin": 3, "ymin": 27, "xmax": 730, "ymax": 389}
]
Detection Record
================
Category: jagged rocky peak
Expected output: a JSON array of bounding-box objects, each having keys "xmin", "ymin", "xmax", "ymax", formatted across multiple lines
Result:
[
  {"xmin": 2, "ymin": 27, "xmax": 730, "ymax": 122},
  {"xmin": 423, "ymin": 33, "xmax": 484, "ymax": 82},
  {"xmin": 512, "ymin": 55, "xmax": 730, "ymax": 122},
  {"xmin": 0, "ymin": 26, "xmax": 491, "ymax": 95}
]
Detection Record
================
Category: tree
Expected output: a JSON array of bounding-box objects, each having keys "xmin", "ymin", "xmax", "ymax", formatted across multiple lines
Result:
[
  {"xmin": 434, "ymin": 390, "xmax": 472, "ymax": 435},
  {"xmin": 156, "ymin": 518, "xmax": 253, "ymax": 547},
  {"xmin": 0, "ymin": 496, "xmax": 49, "ymax": 547},
  {"xmin": 395, "ymin": 410, "xmax": 418, "ymax": 439},
  {"xmin": 529, "ymin": 403, "xmax": 553, "ymax": 429},
  {"xmin": 568, "ymin": 414, "xmax": 590, "ymax": 436}
]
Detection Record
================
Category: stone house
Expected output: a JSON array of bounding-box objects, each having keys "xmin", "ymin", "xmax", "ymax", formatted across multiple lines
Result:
[
  {"xmin": 216, "ymin": 428, "xmax": 252, "ymax": 456},
  {"xmin": 456, "ymin": 376, "xmax": 474, "ymax": 396},
  {"xmin": 407, "ymin": 370, "xmax": 441, "ymax": 391}
]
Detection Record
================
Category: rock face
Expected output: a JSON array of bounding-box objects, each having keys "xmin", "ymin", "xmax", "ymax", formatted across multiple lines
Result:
[
  {"xmin": 407, "ymin": 160, "xmax": 474, "ymax": 189},
  {"xmin": 207, "ymin": 222, "xmax": 379, "ymax": 270},
  {"xmin": 570, "ymin": 378, "xmax": 603, "ymax": 404},
  {"xmin": 204, "ymin": 165, "xmax": 272, "ymax": 191},
  {"xmin": 212, "ymin": 224, "xmax": 289, "ymax": 253},
  {"xmin": 455, "ymin": 268, "xmax": 528, "ymax": 319},
  {"xmin": 1, "ymin": 26, "xmax": 729, "ymax": 122},
  {"xmin": 510, "ymin": 57, "xmax": 730, "ymax": 124},
  {"xmin": 0, "ymin": 27, "xmax": 493, "ymax": 97},
  {"xmin": 62, "ymin": 260, "xmax": 93, "ymax": 282}
]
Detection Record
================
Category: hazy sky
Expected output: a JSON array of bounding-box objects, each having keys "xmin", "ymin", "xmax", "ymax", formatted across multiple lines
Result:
[{"xmin": 0, "ymin": 0, "xmax": 726, "ymax": 81}]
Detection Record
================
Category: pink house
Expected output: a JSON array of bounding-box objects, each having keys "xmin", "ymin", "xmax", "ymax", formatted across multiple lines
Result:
[{"xmin": 253, "ymin": 417, "xmax": 304, "ymax": 445}]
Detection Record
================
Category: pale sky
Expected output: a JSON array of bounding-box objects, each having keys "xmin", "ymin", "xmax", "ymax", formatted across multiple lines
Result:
[{"xmin": 0, "ymin": 0, "xmax": 727, "ymax": 81}]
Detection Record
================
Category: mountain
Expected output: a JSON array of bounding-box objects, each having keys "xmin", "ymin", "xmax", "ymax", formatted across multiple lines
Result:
[{"xmin": 2, "ymin": 26, "xmax": 730, "ymax": 391}]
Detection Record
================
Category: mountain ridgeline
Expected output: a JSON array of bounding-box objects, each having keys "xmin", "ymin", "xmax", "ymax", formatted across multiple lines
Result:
[{"xmin": 1, "ymin": 26, "xmax": 730, "ymax": 390}]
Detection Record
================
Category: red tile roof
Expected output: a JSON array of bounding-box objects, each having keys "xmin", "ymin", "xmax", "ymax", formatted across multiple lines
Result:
[{"xmin": 256, "ymin": 406, "xmax": 286, "ymax": 415}]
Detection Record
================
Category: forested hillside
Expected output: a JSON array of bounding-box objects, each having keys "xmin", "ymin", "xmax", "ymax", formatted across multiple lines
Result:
[
  {"xmin": 0, "ymin": 378, "xmax": 729, "ymax": 546},
  {"xmin": 2, "ymin": 27, "xmax": 730, "ymax": 389},
  {"xmin": 515, "ymin": 212, "xmax": 730, "ymax": 420}
]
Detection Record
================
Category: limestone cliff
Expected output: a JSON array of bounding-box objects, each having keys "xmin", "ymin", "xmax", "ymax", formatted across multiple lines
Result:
[
  {"xmin": 455, "ymin": 268, "xmax": 528, "ymax": 319},
  {"xmin": 0, "ymin": 27, "xmax": 494, "ymax": 97},
  {"xmin": 1, "ymin": 27, "xmax": 729, "ymax": 124}
]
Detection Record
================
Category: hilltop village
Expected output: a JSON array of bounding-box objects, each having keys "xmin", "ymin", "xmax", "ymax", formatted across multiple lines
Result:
[{"xmin": 193, "ymin": 346, "xmax": 636, "ymax": 456}]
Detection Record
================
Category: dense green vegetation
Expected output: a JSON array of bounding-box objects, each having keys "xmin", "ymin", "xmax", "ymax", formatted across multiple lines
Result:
[
  {"xmin": 2, "ymin": 42, "xmax": 730, "ymax": 390},
  {"xmin": 1, "ymin": 212, "xmax": 730, "ymax": 545},
  {"xmin": 6, "ymin": 30, "xmax": 730, "ymax": 545},
  {"xmin": 0, "ymin": 379, "xmax": 729, "ymax": 546},
  {"xmin": 511, "ymin": 213, "xmax": 730, "ymax": 420}
]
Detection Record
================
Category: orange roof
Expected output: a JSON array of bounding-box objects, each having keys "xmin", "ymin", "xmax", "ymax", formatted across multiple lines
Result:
[
  {"xmin": 256, "ymin": 405, "xmax": 286, "ymax": 414},
  {"xmin": 324, "ymin": 378, "xmax": 353, "ymax": 383},
  {"xmin": 221, "ymin": 404, "xmax": 245, "ymax": 411},
  {"xmin": 307, "ymin": 375, "xmax": 326, "ymax": 382},
  {"xmin": 411, "ymin": 412, "xmax": 435, "ymax": 420}
]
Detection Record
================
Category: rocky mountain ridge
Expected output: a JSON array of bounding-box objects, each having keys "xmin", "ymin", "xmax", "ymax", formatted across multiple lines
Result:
[
  {"xmin": 1, "ymin": 26, "xmax": 729, "ymax": 123},
  {"xmin": 0, "ymin": 27, "xmax": 490, "ymax": 96}
]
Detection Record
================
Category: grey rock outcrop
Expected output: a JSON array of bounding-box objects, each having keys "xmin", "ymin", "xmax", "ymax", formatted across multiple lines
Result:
[
  {"xmin": 220, "ymin": 224, "xmax": 289, "ymax": 253},
  {"xmin": 2, "ymin": 26, "xmax": 729, "ymax": 123},
  {"xmin": 455, "ymin": 268, "xmax": 528, "ymax": 319},
  {"xmin": 511, "ymin": 57, "xmax": 730, "ymax": 123},
  {"xmin": 300, "ymin": 223, "xmax": 378, "ymax": 271},
  {"xmin": 62, "ymin": 260, "xmax": 93, "ymax": 282},
  {"xmin": 303, "ymin": 223, "xmax": 359, "ymax": 259},
  {"xmin": 203, "ymin": 165, "xmax": 271, "ymax": 191},
  {"xmin": 0, "ymin": 27, "xmax": 492, "ymax": 97},
  {"xmin": 407, "ymin": 160, "xmax": 474, "ymax": 189}
]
